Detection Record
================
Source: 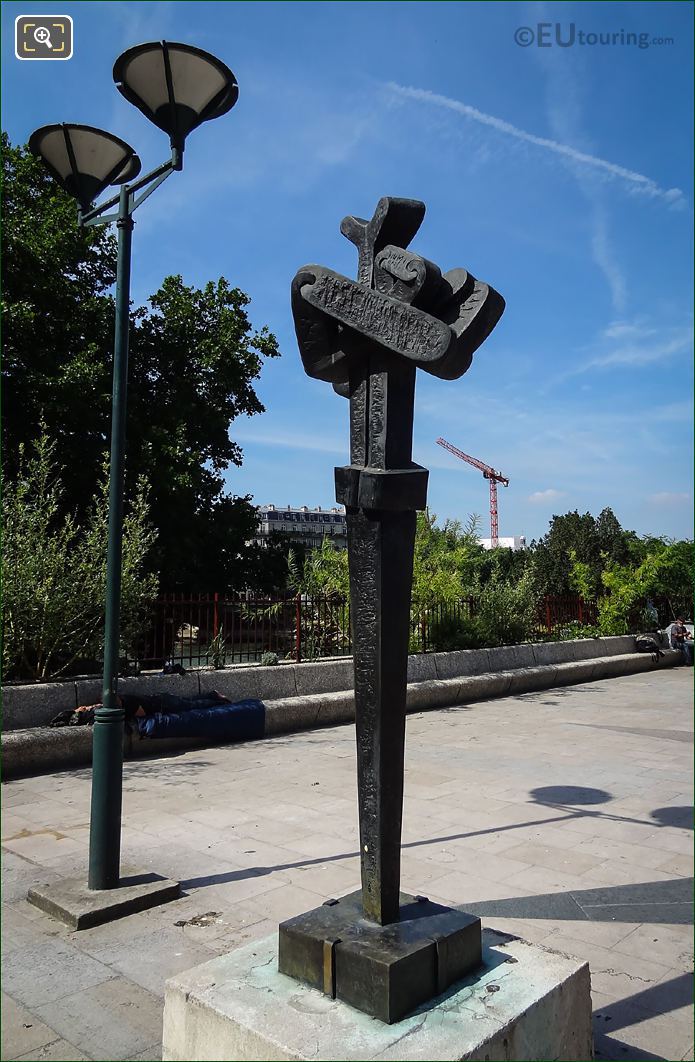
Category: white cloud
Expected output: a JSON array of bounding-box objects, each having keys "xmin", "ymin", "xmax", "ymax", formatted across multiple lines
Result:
[
  {"xmin": 553, "ymin": 323, "xmax": 694, "ymax": 380},
  {"xmin": 591, "ymin": 207, "xmax": 627, "ymax": 314},
  {"xmin": 586, "ymin": 327, "xmax": 694, "ymax": 371},
  {"xmin": 385, "ymin": 82, "xmax": 686, "ymax": 208},
  {"xmin": 603, "ymin": 321, "xmax": 657, "ymax": 341},
  {"xmin": 528, "ymin": 489, "xmax": 567, "ymax": 503},
  {"xmin": 648, "ymin": 492, "xmax": 690, "ymax": 506}
]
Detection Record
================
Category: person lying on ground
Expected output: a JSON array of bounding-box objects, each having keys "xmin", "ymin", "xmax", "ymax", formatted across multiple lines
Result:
[{"xmin": 50, "ymin": 690, "xmax": 230, "ymax": 727}]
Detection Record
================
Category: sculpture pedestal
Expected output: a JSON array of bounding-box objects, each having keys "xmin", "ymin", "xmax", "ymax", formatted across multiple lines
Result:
[
  {"xmin": 278, "ymin": 890, "xmax": 482, "ymax": 1024},
  {"xmin": 162, "ymin": 928, "xmax": 593, "ymax": 1062}
]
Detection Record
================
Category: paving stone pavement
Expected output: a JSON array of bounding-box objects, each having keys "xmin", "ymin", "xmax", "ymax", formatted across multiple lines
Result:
[{"xmin": 1, "ymin": 668, "xmax": 693, "ymax": 1062}]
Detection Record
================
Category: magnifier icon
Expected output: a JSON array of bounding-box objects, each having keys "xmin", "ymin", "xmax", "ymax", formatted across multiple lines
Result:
[{"xmin": 33, "ymin": 26, "xmax": 52, "ymax": 48}]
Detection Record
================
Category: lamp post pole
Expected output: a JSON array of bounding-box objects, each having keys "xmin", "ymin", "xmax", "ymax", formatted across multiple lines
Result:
[
  {"xmin": 28, "ymin": 42, "xmax": 238, "ymax": 921},
  {"xmin": 88, "ymin": 184, "xmax": 134, "ymax": 890}
]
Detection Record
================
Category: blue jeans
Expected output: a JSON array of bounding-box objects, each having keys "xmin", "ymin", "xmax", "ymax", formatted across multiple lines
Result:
[{"xmin": 676, "ymin": 642, "xmax": 694, "ymax": 665}]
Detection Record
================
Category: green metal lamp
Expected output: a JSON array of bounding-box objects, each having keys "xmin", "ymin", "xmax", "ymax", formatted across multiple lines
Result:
[
  {"xmin": 28, "ymin": 41, "xmax": 238, "ymax": 900},
  {"xmin": 114, "ymin": 41, "xmax": 238, "ymax": 159},
  {"xmin": 28, "ymin": 124, "xmax": 141, "ymax": 210}
]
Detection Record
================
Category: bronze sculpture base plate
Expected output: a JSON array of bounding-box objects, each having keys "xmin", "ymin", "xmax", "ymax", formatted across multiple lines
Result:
[{"xmin": 278, "ymin": 890, "xmax": 482, "ymax": 1024}]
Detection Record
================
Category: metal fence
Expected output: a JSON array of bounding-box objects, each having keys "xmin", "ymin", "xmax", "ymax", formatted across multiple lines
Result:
[
  {"xmin": 129, "ymin": 591, "xmax": 598, "ymax": 670},
  {"xmin": 542, "ymin": 594, "xmax": 598, "ymax": 631}
]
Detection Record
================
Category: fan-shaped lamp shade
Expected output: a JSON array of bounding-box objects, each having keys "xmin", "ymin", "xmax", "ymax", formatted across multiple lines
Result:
[
  {"xmin": 113, "ymin": 41, "xmax": 238, "ymax": 150},
  {"xmin": 29, "ymin": 124, "xmax": 141, "ymax": 210}
]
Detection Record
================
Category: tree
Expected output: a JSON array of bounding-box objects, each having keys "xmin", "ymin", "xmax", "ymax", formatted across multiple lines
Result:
[
  {"xmin": 411, "ymin": 511, "xmax": 484, "ymax": 613},
  {"xmin": 288, "ymin": 536, "xmax": 349, "ymax": 597},
  {"xmin": 2, "ymin": 133, "xmax": 116, "ymax": 510},
  {"xmin": 529, "ymin": 507, "xmax": 631, "ymax": 598},
  {"xmin": 2, "ymin": 135, "xmax": 280, "ymax": 589},
  {"xmin": 2, "ymin": 432, "xmax": 158, "ymax": 682},
  {"xmin": 123, "ymin": 274, "xmax": 279, "ymax": 586}
]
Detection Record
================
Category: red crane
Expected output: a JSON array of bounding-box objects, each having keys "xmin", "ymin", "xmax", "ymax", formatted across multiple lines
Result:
[{"xmin": 436, "ymin": 437, "xmax": 509, "ymax": 548}]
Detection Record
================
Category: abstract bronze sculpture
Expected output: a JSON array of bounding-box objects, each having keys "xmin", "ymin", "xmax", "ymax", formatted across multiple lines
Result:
[{"xmin": 279, "ymin": 197, "xmax": 505, "ymax": 1022}]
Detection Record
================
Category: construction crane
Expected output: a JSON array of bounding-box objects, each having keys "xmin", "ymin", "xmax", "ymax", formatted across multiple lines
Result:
[{"xmin": 436, "ymin": 437, "xmax": 509, "ymax": 548}]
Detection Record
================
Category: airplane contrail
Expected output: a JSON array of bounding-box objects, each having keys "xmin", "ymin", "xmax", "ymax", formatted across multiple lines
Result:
[{"xmin": 386, "ymin": 82, "xmax": 685, "ymax": 207}]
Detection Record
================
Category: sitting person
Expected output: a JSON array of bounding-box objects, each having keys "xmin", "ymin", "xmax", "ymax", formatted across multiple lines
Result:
[{"xmin": 669, "ymin": 618, "xmax": 694, "ymax": 665}]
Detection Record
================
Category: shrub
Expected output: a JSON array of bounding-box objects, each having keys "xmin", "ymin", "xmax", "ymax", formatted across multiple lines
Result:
[
  {"xmin": 474, "ymin": 575, "xmax": 537, "ymax": 647},
  {"xmin": 207, "ymin": 627, "xmax": 227, "ymax": 670},
  {"xmin": 553, "ymin": 621, "xmax": 603, "ymax": 641},
  {"xmin": 260, "ymin": 651, "xmax": 279, "ymax": 666},
  {"xmin": 426, "ymin": 612, "xmax": 485, "ymax": 651},
  {"xmin": 2, "ymin": 432, "xmax": 158, "ymax": 682}
]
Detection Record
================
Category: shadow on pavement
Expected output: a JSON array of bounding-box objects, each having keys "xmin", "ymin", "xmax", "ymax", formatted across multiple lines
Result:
[
  {"xmin": 593, "ymin": 1032, "xmax": 668, "ymax": 1061},
  {"xmin": 651, "ymin": 806, "xmax": 694, "ymax": 830},
  {"xmin": 592, "ymin": 974, "xmax": 694, "ymax": 1062},
  {"xmin": 530, "ymin": 784, "xmax": 613, "ymax": 805},
  {"xmin": 460, "ymin": 877, "xmax": 694, "ymax": 926},
  {"xmin": 594, "ymin": 973, "xmax": 694, "ymax": 1034}
]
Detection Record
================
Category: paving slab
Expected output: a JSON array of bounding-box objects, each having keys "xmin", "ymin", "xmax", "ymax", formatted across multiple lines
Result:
[
  {"xmin": 1, "ymin": 668, "xmax": 692, "ymax": 1062},
  {"xmin": 1, "ymin": 993, "xmax": 62, "ymax": 1060},
  {"xmin": 32, "ymin": 978, "xmax": 163, "ymax": 1062},
  {"xmin": 2, "ymin": 936, "xmax": 115, "ymax": 1010},
  {"xmin": 12, "ymin": 1037, "xmax": 89, "ymax": 1061}
]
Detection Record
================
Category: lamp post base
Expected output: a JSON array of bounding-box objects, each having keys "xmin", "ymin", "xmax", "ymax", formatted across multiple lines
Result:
[{"xmin": 27, "ymin": 867, "xmax": 180, "ymax": 930}]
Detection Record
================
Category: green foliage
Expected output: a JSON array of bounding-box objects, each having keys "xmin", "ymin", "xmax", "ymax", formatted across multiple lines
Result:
[
  {"xmin": 425, "ymin": 611, "xmax": 485, "ymax": 652},
  {"xmin": 126, "ymin": 275, "xmax": 280, "ymax": 586},
  {"xmin": 424, "ymin": 575, "xmax": 537, "ymax": 651},
  {"xmin": 411, "ymin": 511, "xmax": 484, "ymax": 613},
  {"xmin": 529, "ymin": 507, "xmax": 631, "ymax": 599},
  {"xmin": 597, "ymin": 566, "xmax": 637, "ymax": 635},
  {"xmin": 207, "ymin": 628, "xmax": 227, "ymax": 670},
  {"xmin": 597, "ymin": 539, "xmax": 694, "ymax": 634},
  {"xmin": 2, "ymin": 432, "xmax": 158, "ymax": 682},
  {"xmin": 567, "ymin": 550, "xmax": 596, "ymax": 600},
  {"xmin": 288, "ymin": 537, "xmax": 349, "ymax": 597},
  {"xmin": 474, "ymin": 572, "xmax": 538, "ymax": 647},
  {"xmin": 284, "ymin": 505, "xmax": 692, "ymax": 654},
  {"xmin": 260, "ymin": 651, "xmax": 279, "ymax": 666},
  {"xmin": 2, "ymin": 135, "xmax": 280, "ymax": 590},
  {"xmin": 245, "ymin": 532, "xmax": 301, "ymax": 595},
  {"xmin": 287, "ymin": 538, "xmax": 350, "ymax": 659},
  {"xmin": 2, "ymin": 134, "xmax": 117, "ymax": 514},
  {"xmin": 553, "ymin": 621, "xmax": 603, "ymax": 641}
]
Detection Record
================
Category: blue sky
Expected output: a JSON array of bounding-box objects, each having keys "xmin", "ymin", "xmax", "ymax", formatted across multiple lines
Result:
[{"xmin": 3, "ymin": 0, "xmax": 693, "ymax": 541}]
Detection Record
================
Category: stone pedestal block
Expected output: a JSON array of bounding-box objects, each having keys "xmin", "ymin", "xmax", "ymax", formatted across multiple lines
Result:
[{"xmin": 162, "ymin": 929, "xmax": 593, "ymax": 1061}]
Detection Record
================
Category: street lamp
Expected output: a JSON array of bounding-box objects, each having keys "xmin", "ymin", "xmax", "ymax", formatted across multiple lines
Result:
[
  {"xmin": 27, "ymin": 125, "xmax": 141, "ymax": 210},
  {"xmin": 29, "ymin": 42, "xmax": 238, "ymax": 906},
  {"xmin": 114, "ymin": 41, "xmax": 238, "ymax": 156}
]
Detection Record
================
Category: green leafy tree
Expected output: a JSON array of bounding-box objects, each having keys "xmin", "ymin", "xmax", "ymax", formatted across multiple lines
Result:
[
  {"xmin": 411, "ymin": 511, "xmax": 484, "ymax": 613},
  {"xmin": 288, "ymin": 536, "xmax": 349, "ymax": 596},
  {"xmin": 2, "ymin": 133, "xmax": 116, "ymax": 510},
  {"xmin": 594, "ymin": 538, "xmax": 693, "ymax": 635},
  {"xmin": 529, "ymin": 507, "xmax": 631, "ymax": 598},
  {"xmin": 2, "ymin": 432, "xmax": 158, "ymax": 682},
  {"xmin": 639, "ymin": 540, "xmax": 693, "ymax": 621},
  {"xmin": 125, "ymin": 275, "xmax": 279, "ymax": 586},
  {"xmin": 475, "ymin": 570, "xmax": 538, "ymax": 647},
  {"xmin": 2, "ymin": 135, "xmax": 280, "ymax": 590},
  {"xmin": 287, "ymin": 538, "xmax": 350, "ymax": 659}
]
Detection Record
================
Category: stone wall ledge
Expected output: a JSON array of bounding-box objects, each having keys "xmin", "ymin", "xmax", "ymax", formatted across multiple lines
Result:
[{"xmin": 1, "ymin": 640, "xmax": 681, "ymax": 779}]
